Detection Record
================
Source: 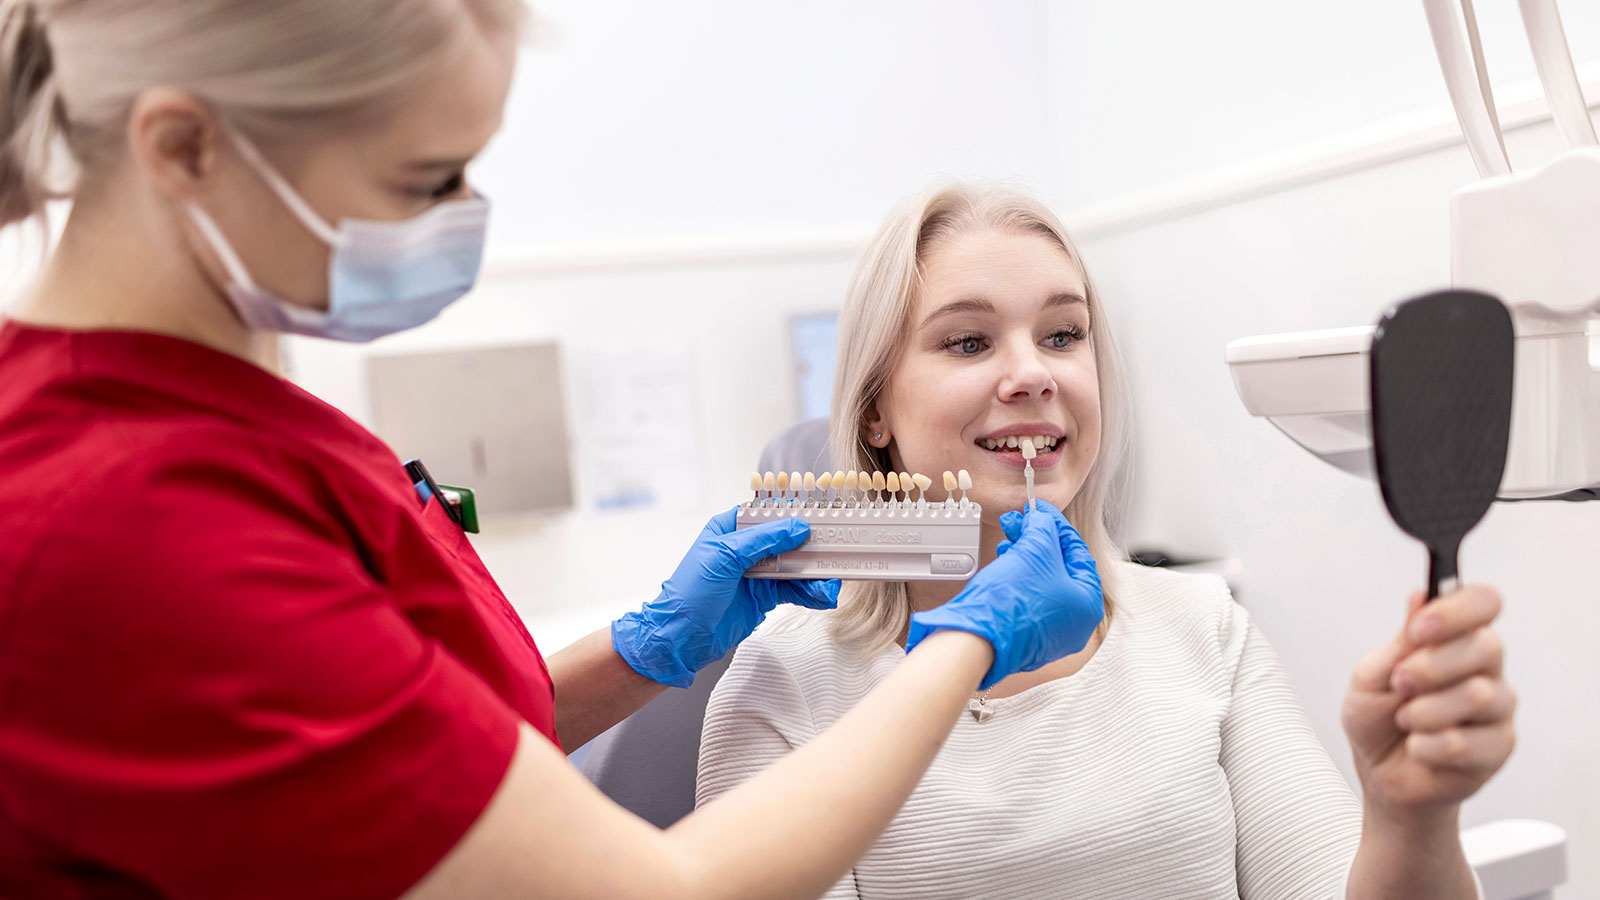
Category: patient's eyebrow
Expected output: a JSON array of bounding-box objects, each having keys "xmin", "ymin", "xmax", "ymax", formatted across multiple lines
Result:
[
  {"xmin": 1044, "ymin": 292, "xmax": 1088, "ymax": 310},
  {"xmin": 920, "ymin": 298, "xmax": 996, "ymax": 329},
  {"xmin": 920, "ymin": 292, "xmax": 1088, "ymax": 329}
]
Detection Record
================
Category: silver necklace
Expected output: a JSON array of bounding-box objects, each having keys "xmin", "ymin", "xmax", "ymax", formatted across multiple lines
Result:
[{"xmin": 967, "ymin": 687, "xmax": 994, "ymax": 723}]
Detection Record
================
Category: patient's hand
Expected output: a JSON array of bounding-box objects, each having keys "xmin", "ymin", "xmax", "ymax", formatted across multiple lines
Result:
[{"xmin": 1341, "ymin": 585, "xmax": 1516, "ymax": 825}]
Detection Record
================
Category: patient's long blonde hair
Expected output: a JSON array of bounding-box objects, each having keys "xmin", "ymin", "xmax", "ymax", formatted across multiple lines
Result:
[{"xmin": 826, "ymin": 182, "xmax": 1133, "ymax": 652}]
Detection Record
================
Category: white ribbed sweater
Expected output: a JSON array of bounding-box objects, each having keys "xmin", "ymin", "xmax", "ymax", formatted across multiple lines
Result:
[{"xmin": 697, "ymin": 563, "xmax": 1366, "ymax": 900}]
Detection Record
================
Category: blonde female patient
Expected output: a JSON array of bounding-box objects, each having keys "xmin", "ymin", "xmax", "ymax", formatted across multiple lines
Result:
[{"xmin": 696, "ymin": 184, "xmax": 1516, "ymax": 899}]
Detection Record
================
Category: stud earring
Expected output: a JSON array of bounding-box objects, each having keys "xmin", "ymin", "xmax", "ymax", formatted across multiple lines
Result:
[{"xmin": 874, "ymin": 432, "xmax": 882, "ymax": 440}]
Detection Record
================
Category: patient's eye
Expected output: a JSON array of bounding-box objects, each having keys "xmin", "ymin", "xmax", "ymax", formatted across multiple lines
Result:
[
  {"xmin": 941, "ymin": 333, "xmax": 988, "ymax": 356},
  {"xmin": 1043, "ymin": 326, "xmax": 1086, "ymax": 350}
]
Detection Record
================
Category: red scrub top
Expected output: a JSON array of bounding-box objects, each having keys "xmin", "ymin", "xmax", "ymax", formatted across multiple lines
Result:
[{"xmin": 0, "ymin": 322, "xmax": 558, "ymax": 899}]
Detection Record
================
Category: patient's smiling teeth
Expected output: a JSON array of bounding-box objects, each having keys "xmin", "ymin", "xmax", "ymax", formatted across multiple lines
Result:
[{"xmin": 979, "ymin": 433, "xmax": 1061, "ymax": 452}]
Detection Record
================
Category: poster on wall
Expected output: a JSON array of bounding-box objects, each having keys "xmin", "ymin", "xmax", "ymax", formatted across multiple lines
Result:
[{"xmin": 571, "ymin": 345, "xmax": 705, "ymax": 511}]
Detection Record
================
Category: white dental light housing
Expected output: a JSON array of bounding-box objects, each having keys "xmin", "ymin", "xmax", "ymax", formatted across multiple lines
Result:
[{"xmin": 1227, "ymin": 0, "xmax": 1600, "ymax": 500}]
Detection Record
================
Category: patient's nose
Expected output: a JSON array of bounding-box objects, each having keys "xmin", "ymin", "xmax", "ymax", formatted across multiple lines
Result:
[{"xmin": 997, "ymin": 347, "xmax": 1056, "ymax": 402}]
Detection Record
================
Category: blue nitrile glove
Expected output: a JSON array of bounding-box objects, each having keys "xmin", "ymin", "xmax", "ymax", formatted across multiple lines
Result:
[
  {"xmin": 612, "ymin": 507, "xmax": 841, "ymax": 687},
  {"xmin": 906, "ymin": 499, "xmax": 1103, "ymax": 690}
]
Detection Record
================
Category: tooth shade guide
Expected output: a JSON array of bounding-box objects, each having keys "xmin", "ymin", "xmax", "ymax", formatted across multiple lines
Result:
[
  {"xmin": 736, "ymin": 483, "xmax": 982, "ymax": 578},
  {"xmin": 1020, "ymin": 438, "xmax": 1037, "ymax": 460},
  {"xmin": 734, "ymin": 470, "xmax": 1006, "ymax": 515}
]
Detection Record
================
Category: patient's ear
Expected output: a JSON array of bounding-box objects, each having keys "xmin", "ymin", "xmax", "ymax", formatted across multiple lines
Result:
[{"xmin": 863, "ymin": 403, "xmax": 891, "ymax": 448}]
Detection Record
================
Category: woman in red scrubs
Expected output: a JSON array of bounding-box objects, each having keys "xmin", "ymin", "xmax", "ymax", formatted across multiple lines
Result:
[{"xmin": 0, "ymin": 2, "xmax": 1112, "ymax": 897}]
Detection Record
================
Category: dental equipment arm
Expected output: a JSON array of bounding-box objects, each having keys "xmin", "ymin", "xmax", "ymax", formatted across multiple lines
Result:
[
  {"xmin": 1422, "ymin": 0, "xmax": 1511, "ymax": 178},
  {"xmin": 1518, "ymin": 0, "xmax": 1597, "ymax": 149}
]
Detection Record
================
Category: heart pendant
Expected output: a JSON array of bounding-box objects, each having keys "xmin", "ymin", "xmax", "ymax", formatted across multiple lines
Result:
[{"xmin": 967, "ymin": 699, "xmax": 992, "ymax": 723}]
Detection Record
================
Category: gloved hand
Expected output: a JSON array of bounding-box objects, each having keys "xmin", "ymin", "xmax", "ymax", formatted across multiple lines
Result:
[
  {"xmin": 906, "ymin": 499, "xmax": 1103, "ymax": 689},
  {"xmin": 612, "ymin": 507, "xmax": 840, "ymax": 687}
]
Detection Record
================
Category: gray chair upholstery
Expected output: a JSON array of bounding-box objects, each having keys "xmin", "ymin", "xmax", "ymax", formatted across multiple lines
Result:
[
  {"xmin": 578, "ymin": 418, "xmax": 831, "ymax": 827},
  {"xmin": 756, "ymin": 417, "xmax": 832, "ymax": 478}
]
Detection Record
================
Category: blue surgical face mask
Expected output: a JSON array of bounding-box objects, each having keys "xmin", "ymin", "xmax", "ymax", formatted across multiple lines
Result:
[{"xmin": 186, "ymin": 131, "xmax": 490, "ymax": 343}]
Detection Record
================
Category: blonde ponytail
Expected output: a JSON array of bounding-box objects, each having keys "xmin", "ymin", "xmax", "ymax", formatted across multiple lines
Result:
[{"xmin": 0, "ymin": 0, "xmax": 63, "ymax": 230}]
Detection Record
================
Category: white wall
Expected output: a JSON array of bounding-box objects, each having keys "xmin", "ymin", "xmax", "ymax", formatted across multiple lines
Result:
[
  {"xmin": 1041, "ymin": 0, "xmax": 1600, "ymax": 208},
  {"xmin": 477, "ymin": 0, "xmax": 1061, "ymax": 248}
]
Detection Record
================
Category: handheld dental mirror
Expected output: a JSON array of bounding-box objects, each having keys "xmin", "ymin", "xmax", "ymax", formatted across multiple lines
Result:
[{"xmin": 1369, "ymin": 289, "xmax": 1514, "ymax": 601}]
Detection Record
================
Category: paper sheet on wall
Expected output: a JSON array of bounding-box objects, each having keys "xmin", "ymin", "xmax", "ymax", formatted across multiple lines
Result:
[{"xmin": 572, "ymin": 346, "xmax": 705, "ymax": 510}]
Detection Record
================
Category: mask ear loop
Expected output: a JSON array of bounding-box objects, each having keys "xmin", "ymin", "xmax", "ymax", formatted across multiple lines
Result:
[
  {"xmin": 1423, "ymin": 0, "xmax": 1512, "ymax": 179},
  {"xmin": 186, "ymin": 202, "xmax": 332, "ymax": 329},
  {"xmin": 225, "ymin": 128, "xmax": 348, "ymax": 248},
  {"xmin": 186, "ymin": 204, "xmax": 259, "ymax": 291}
]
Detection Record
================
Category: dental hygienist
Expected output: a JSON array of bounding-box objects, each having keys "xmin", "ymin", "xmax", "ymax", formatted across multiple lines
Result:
[{"xmin": 0, "ymin": 2, "xmax": 1113, "ymax": 899}]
